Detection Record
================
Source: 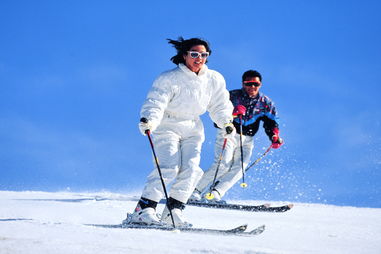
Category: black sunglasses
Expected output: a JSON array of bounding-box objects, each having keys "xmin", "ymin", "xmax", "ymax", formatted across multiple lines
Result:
[{"xmin": 243, "ymin": 81, "xmax": 261, "ymax": 87}]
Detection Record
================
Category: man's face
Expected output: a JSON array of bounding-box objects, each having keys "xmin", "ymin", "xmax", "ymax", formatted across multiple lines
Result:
[{"xmin": 242, "ymin": 76, "xmax": 261, "ymax": 97}]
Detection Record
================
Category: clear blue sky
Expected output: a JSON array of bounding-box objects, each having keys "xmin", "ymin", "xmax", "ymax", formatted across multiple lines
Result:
[{"xmin": 1, "ymin": 0, "xmax": 380, "ymax": 207}]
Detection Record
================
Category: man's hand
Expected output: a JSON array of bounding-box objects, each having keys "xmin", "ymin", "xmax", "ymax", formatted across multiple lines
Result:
[
  {"xmin": 233, "ymin": 105, "xmax": 246, "ymax": 116},
  {"xmin": 271, "ymin": 128, "xmax": 284, "ymax": 149}
]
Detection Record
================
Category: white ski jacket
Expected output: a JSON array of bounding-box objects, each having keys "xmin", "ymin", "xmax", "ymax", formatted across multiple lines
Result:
[{"xmin": 140, "ymin": 63, "xmax": 233, "ymax": 128}]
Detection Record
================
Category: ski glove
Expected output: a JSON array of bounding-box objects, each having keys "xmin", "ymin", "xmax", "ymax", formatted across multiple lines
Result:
[
  {"xmin": 232, "ymin": 105, "xmax": 246, "ymax": 116},
  {"xmin": 224, "ymin": 122, "xmax": 236, "ymax": 138},
  {"xmin": 139, "ymin": 117, "xmax": 157, "ymax": 135},
  {"xmin": 271, "ymin": 128, "xmax": 284, "ymax": 149}
]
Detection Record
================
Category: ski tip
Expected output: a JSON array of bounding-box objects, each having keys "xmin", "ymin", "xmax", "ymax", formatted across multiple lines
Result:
[
  {"xmin": 240, "ymin": 224, "xmax": 248, "ymax": 230},
  {"xmin": 249, "ymin": 224, "xmax": 265, "ymax": 235},
  {"xmin": 276, "ymin": 203, "xmax": 293, "ymax": 212},
  {"xmin": 224, "ymin": 224, "xmax": 248, "ymax": 233}
]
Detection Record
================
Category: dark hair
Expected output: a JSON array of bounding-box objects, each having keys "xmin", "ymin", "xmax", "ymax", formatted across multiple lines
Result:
[
  {"xmin": 242, "ymin": 70, "xmax": 262, "ymax": 82},
  {"xmin": 167, "ymin": 37, "xmax": 212, "ymax": 65}
]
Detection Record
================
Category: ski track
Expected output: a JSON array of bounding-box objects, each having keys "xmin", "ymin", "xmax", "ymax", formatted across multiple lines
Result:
[{"xmin": 0, "ymin": 191, "xmax": 380, "ymax": 254}]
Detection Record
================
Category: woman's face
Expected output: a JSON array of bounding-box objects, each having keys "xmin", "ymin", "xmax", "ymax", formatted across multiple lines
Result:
[{"xmin": 183, "ymin": 45, "xmax": 208, "ymax": 73}]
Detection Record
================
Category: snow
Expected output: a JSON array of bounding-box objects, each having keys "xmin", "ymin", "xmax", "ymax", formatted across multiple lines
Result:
[{"xmin": 0, "ymin": 191, "xmax": 380, "ymax": 254}]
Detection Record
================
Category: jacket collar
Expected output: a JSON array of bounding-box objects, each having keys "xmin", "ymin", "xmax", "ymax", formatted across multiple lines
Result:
[{"xmin": 179, "ymin": 63, "xmax": 208, "ymax": 77}]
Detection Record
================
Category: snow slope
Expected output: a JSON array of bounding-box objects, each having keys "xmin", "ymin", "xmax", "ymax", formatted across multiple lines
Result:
[{"xmin": 0, "ymin": 191, "xmax": 380, "ymax": 254}]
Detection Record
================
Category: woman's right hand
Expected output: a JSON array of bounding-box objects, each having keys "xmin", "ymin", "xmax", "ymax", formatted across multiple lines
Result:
[{"xmin": 139, "ymin": 118, "xmax": 157, "ymax": 135}]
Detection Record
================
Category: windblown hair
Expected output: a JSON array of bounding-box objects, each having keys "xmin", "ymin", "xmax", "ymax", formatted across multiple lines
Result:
[
  {"xmin": 242, "ymin": 70, "xmax": 262, "ymax": 82},
  {"xmin": 167, "ymin": 37, "xmax": 212, "ymax": 65}
]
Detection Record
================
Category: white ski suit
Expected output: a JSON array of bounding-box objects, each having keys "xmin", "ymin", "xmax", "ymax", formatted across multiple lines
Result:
[{"xmin": 140, "ymin": 63, "xmax": 233, "ymax": 204}]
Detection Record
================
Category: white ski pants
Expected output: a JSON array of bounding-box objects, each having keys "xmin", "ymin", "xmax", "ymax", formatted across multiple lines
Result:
[
  {"xmin": 141, "ymin": 115, "xmax": 205, "ymax": 204},
  {"xmin": 195, "ymin": 128, "xmax": 254, "ymax": 198}
]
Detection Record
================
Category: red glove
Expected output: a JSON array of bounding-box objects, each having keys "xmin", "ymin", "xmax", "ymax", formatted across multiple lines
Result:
[
  {"xmin": 271, "ymin": 128, "xmax": 284, "ymax": 149},
  {"xmin": 233, "ymin": 105, "xmax": 246, "ymax": 116}
]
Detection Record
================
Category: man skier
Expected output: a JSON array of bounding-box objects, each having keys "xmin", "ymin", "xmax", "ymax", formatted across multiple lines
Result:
[{"xmin": 190, "ymin": 70, "xmax": 284, "ymax": 202}]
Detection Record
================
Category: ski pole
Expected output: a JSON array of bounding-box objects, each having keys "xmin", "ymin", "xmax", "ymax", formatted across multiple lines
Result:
[
  {"xmin": 244, "ymin": 144, "xmax": 272, "ymax": 173},
  {"xmin": 205, "ymin": 137, "xmax": 228, "ymax": 200},
  {"xmin": 142, "ymin": 119, "xmax": 176, "ymax": 228},
  {"xmin": 238, "ymin": 115, "xmax": 247, "ymax": 188}
]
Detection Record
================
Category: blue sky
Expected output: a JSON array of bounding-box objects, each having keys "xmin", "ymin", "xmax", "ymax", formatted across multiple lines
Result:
[{"xmin": 1, "ymin": 0, "xmax": 380, "ymax": 208}]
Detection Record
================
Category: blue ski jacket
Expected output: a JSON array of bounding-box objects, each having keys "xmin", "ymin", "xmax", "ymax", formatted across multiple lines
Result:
[{"xmin": 229, "ymin": 88, "xmax": 279, "ymax": 140}]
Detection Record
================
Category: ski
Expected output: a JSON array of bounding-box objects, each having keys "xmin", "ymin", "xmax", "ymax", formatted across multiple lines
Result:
[
  {"xmin": 86, "ymin": 222, "xmax": 265, "ymax": 236},
  {"xmin": 187, "ymin": 200, "xmax": 293, "ymax": 212}
]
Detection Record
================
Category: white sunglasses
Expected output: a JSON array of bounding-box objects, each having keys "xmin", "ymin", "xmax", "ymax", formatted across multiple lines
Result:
[{"xmin": 188, "ymin": 51, "xmax": 209, "ymax": 59}]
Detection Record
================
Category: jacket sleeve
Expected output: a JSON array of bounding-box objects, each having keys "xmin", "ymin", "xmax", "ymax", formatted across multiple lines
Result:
[
  {"xmin": 262, "ymin": 100, "xmax": 280, "ymax": 141},
  {"xmin": 207, "ymin": 72, "xmax": 233, "ymax": 128},
  {"xmin": 140, "ymin": 74, "xmax": 173, "ymax": 126}
]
